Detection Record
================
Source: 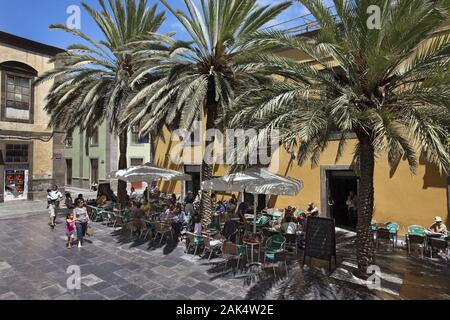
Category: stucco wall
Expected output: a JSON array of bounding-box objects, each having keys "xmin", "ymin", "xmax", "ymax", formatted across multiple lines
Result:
[{"xmin": 0, "ymin": 42, "xmax": 58, "ymax": 200}]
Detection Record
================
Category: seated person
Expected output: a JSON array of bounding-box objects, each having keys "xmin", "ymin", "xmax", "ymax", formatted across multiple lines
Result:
[
  {"xmin": 131, "ymin": 202, "xmax": 145, "ymax": 235},
  {"xmin": 193, "ymin": 215, "xmax": 203, "ymax": 238},
  {"xmin": 170, "ymin": 193, "xmax": 177, "ymax": 206},
  {"xmin": 216, "ymin": 201, "xmax": 226, "ymax": 215},
  {"xmin": 185, "ymin": 198, "xmax": 195, "ymax": 216},
  {"xmin": 91, "ymin": 180, "xmax": 98, "ymax": 191},
  {"xmin": 229, "ymin": 194, "xmax": 237, "ymax": 206},
  {"xmin": 150, "ymin": 182, "xmax": 160, "ymax": 198},
  {"xmin": 282, "ymin": 206, "xmax": 297, "ymax": 222},
  {"xmin": 96, "ymin": 193, "xmax": 107, "ymax": 206},
  {"xmin": 221, "ymin": 214, "xmax": 239, "ymax": 243},
  {"xmin": 281, "ymin": 215, "xmax": 298, "ymax": 234},
  {"xmin": 130, "ymin": 187, "xmax": 138, "ymax": 202},
  {"xmin": 141, "ymin": 200, "xmax": 151, "ymax": 217},
  {"xmin": 172, "ymin": 203, "xmax": 185, "ymax": 236},
  {"xmin": 162, "ymin": 204, "xmax": 174, "ymax": 222},
  {"xmin": 428, "ymin": 216, "xmax": 448, "ymax": 237},
  {"xmin": 306, "ymin": 202, "xmax": 320, "ymax": 217}
]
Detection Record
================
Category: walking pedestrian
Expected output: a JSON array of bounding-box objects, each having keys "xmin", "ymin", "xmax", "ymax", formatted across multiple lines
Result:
[
  {"xmin": 47, "ymin": 185, "xmax": 63, "ymax": 229},
  {"xmin": 74, "ymin": 198, "xmax": 90, "ymax": 248}
]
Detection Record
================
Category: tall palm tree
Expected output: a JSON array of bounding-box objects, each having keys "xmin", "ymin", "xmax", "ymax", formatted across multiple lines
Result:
[
  {"xmin": 125, "ymin": 0, "xmax": 291, "ymax": 225},
  {"xmin": 36, "ymin": 0, "xmax": 165, "ymax": 205},
  {"xmin": 227, "ymin": 0, "xmax": 450, "ymax": 272}
]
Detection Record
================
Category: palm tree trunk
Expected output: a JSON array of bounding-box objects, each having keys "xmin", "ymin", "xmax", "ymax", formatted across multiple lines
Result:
[
  {"xmin": 200, "ymin": 105, "xmax": 217, "ymax": 228},
  {"xmin": 356, "ymin": 135, "xmax": 375, "ymax": 273},
  {"xmin": 118, "ymin": 131, "xmax": 128, "ymax": 206}
]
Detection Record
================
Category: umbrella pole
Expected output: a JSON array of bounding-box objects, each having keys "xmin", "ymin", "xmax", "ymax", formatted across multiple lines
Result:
[{"xmin": 253, "ymin": 193, "xmax": 257, "ymax": 234}]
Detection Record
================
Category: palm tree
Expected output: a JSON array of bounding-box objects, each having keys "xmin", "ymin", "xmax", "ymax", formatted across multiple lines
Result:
[
  {"xmin": 227, "ymin": 0, "xmax": 450, "ymax": 272},
  {"xmin": 125, "ymin": 0, "xmax": 291, "ymax": 226},
  {"xmin": 36, "ymin": 0, "xmax": 165, "ymax": 205}
]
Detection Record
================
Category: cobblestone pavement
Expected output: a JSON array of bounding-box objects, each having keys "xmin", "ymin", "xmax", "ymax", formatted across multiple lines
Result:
[{"xmin": 0, "ymin": 210, "xmax": 449, "ymax": 300}]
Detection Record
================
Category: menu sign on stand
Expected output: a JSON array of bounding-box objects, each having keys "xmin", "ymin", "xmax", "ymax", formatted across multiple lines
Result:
[{"xmin": 303, "ymin": 217, "xmax": 337, "ymax": 272}]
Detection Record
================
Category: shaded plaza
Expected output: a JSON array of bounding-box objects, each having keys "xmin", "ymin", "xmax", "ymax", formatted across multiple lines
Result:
[{"xmin": 0, "ymin": 209, "xmax": 449, "ymax": 300}]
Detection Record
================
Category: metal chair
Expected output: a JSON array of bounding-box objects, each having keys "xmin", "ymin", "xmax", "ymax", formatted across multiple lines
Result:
[
  {"xmin": 428, "ymin": 237, "xmax": 449, "ymax": 258},
  {"xmin": 284, "ymin": 233, "xmax": 298, "ymax": 256},
  {"xmin": 376, "ymin": 228, "xmax": 394, "ymax": 251},
  {"xmin": 154, "ymin": 222, "xmax": 173, "ymax": 244},
  {"xmin": 186, "ymin": 232, "xmax": 203, "ymax": 256},
  {"xmin": 264, "ymin": 250, "xmax": 288, "ymax": 278},
  {"xmin": 202, "ymin": 235, "xmax": 223, "ymax": 262},
  {"xmin": 407, "ymin": 234, "xmax": 426, "ymax": 258},
  {"xmin": 222, "ymin": 241, "xmax": 245, "ymax": 269},
  {"xmin": 386, "ymin": 222, "xmax": 399, "ymax": 248}
]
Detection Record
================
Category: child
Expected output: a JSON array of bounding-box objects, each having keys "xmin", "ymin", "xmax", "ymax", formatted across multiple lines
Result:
[{"xmin": 65, "ymin": 212, "xmax": 76, "ymax": 249}]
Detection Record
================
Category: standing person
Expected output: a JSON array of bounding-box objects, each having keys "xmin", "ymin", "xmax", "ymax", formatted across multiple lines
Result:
[
  {"xmin": 47, "ymin": 185, "xmax": 63, "ymax": 229},
  {"xmin": 346, "ymin": 191, "xmax": 357, "ymax": 225},
  {"xmin": 74, "ymin": 198, "xmax": 90, "ymax": 248},
  {"xmin": 237, "ymin": 201, "xmax": 248, "ymax": 223},
  {"xmin": 184, "ymin": 191, "xmax": 193, "ymax": 204},
  {"xmin": 65, "ymin": 192, "xmax": 74, "ymax": 210},
  {"xmin": 65, "ymin": 212, "xmax": 76, "ymax": 249}
]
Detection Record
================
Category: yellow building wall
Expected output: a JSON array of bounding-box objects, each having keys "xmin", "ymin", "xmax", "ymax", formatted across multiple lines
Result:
[
  {"xmin": 269, "ymin": 140, "xmax": 448, "ymax": 234},
  {"xmin": 0, "ymin": 42, "xmax": 56, "ymax": 181},
  {"xmin": 151, "ymin": 24, "xmax": 449, "ymax": 234}
]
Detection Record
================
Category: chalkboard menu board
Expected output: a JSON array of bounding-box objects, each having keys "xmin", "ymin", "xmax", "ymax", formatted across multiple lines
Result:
[{"xmin": 303, "ymin": 217, "xmax": 336, "ymax": 270}]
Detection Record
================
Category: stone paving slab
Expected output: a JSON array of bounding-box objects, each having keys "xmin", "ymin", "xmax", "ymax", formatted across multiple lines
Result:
[{"xmin": 0, "ymin": 210, "xmax": 449, "ymax": 300}]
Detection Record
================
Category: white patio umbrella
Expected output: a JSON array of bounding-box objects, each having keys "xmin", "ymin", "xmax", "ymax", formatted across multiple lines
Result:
[
  {"xmin": 202, "ymin": 168, "xmax": 303, "ymax": 232},
  {"xmin": 110, "ymin": 163, "xmax": 191, "ymax": 200}
]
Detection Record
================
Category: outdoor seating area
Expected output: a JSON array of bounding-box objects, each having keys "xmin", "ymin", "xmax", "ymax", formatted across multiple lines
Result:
[{"xmin": 371, "ymin": 220, "xmax": 449, "ymax": 260}]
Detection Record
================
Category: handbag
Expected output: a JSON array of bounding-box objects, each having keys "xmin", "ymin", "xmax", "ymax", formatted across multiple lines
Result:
[{"xmin": 86, "ymin": 225, "xmax": 94, "ymax": 237}]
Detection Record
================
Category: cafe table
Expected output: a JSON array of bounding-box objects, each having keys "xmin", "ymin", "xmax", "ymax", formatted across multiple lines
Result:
[{"xmin": 243, "ymin": 239, "xmax": 262, "ymax": 266}]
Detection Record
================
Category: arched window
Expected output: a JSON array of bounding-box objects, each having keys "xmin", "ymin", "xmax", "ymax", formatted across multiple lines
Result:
[{"xmin": 0, "ymin": 61, "xmax": 37, "ymax": 124}]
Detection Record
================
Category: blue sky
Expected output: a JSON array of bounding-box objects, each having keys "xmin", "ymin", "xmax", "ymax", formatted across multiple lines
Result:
[{"xmin": 0, "ymin": 0, "xmax": 332, "ymax": 49}]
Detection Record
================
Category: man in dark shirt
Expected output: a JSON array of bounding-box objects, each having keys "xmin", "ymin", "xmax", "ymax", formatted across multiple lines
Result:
[{"xmin": 222, "ymin": 215, "xmax": 239, "ymax": 243}]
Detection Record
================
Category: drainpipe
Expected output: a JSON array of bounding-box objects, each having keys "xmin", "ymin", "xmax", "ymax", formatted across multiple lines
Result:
[{"xmin": 0, "ymin": 150, "xmax": 4, "ymax": 203}]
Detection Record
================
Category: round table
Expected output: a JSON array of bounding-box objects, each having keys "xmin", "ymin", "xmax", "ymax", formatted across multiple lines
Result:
[{"xmin": 243, "ymin": 240, "xmax": 261, "ymax": 266}]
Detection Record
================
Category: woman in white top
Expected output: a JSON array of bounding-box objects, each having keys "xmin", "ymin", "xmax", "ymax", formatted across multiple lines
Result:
[{"xmin": 74, "ymin": 198, "xmax": 90, "ymax": 248}]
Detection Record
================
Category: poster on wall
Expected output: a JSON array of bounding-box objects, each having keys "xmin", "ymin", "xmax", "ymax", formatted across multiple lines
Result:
[{"xmin": 4, "ymin": 170, "xmax": 28, "ymax": 201}]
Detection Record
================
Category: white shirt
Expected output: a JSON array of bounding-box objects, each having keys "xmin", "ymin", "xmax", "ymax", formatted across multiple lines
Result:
[
  {"xmin": 47, "ymin": 190, "xmax": 62, "ymax": 201},
  {"xmin": 194, "ymin": 223, "xmax": 202, "ymax": 236}
]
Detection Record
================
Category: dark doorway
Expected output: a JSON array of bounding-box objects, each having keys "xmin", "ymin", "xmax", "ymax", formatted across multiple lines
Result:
[
  {"xmin": 327, "ymin": 170, "xmax": 359, "ymax": 229},
  {"xmin": 243, "ymin": 192, "xmax": 266, "ymax": 213},
  {"xmin": 66, "ymin": 159, "xmax": 72, "ymax": 186},
  {"xmin": 90, "ymin": 159, "xmax": 99, "ymax": 186},
  {"xmin": 185, "ymin": 165, "xmax": 201, "ymax": 196}
]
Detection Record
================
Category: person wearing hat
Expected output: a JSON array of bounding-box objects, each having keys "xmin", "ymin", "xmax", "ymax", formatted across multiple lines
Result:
[{"xmin": 429, "ymin": 216, "xmax": 448, "ymax": 236}]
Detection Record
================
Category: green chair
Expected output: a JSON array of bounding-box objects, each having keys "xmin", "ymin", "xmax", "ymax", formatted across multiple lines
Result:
[
  {"xmin": 265, "ymin": 234, "xmax": 286, "ymax": 252},
  {"xmin": 256, "ymin": 215, "xmax": 271, "ymax": 227},
  {"xmin": 386, "ymin": 222, "xmax": 399, "ymax": 248},
  {"xmin": 408, "ymin": 225, "xmax": 426, "ymax": 236},
  {"xmin": 406, "ymin": 225, "xmax": 426, "ymax": 258},
  {"xmin": 263, "ymin": 250, "xmax": 288, "ymax": 278}
]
